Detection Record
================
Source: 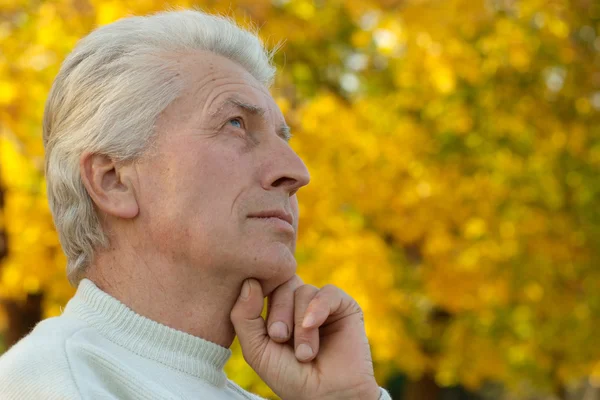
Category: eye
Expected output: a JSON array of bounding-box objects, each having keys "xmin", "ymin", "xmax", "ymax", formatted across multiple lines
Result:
[{"xmin": 228, "ymin": 117, "xmax": 243, "ymax": 129}]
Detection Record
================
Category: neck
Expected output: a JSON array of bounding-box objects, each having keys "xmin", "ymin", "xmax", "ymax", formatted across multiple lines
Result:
[{"xmin": 85, "ymin": 249, "xmax": 242, "ymax": 348}]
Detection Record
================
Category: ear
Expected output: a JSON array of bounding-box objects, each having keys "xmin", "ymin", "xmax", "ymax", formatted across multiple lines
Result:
[{"xmin": 80, "ymin": 152, "xmax": 139, "ymax": 219}]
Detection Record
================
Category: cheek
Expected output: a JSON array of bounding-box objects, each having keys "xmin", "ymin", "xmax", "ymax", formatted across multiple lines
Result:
[
  {"xmin": 146, "ymin": 141, "xmax": 250, "ymax": 227},
  {"xmin": 173, "ymin": 148, "xmax": 238, "ymax": 197}
]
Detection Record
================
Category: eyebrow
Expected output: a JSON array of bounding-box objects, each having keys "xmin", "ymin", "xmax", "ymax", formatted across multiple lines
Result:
[{"xmin": 217, "ymin": 97, "xmax": 293, "ymax": 142}]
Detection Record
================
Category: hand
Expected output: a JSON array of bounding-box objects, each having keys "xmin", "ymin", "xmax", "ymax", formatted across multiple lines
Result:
[{"xmin": 230, "ymin": 276, "xmax": 381, "ymax": 400}]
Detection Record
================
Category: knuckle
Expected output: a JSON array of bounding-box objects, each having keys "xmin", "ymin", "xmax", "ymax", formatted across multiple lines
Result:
[
  {"xmin": 352, "ymin": 303, "xmax": 364, "ymax": 321},
  {"xmin": 351, "ymin": 299, "xmax": 362, "ymax": 312},
  {"xmin": 316, "ymin": 284, "xmax": 342, "ymax": 301},
  {"xmin": 279, "ymin": 274, "xmax": 303, "ymax": 290},
  {"xmin": 271, "ymin": 275, "xmax": 303, "ymax": 298},
  {"xmin": 321, "ymin": 284, "xmax": 348, "ymax": 303},
  {"xmin": 294, "ymin": 284, "xmax": 319, "ymax": 300},
  {"xmin": 340, "ymin": 294, "xmax": 363, "ymax": 317},
  {"xmin": 321, "ymin": 283, "xmax": 339, "ymax": 293},
  {"xmin": 289, "ymin": 274, "xmax": 304, "ymax": 287}
]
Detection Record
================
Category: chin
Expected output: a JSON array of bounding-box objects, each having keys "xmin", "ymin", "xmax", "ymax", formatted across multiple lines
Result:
[{"xmin": 249, "ymin": 243, "xmax": 297, "ymax": 297}]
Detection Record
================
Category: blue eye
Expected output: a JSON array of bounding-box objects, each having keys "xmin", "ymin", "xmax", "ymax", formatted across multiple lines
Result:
[{"xmin": 228, "ymin": 118, "xmax": 242, "ymax": 128}]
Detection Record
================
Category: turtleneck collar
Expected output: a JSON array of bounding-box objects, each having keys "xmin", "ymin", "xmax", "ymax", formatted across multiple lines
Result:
[{"xmin": 62, "ymin": 278, "xmax": 232, "ymax": 388}]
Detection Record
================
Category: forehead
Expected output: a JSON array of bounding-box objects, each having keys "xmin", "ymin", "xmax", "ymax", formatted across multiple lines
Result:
[{"xmin": 175, "ymin": 50, "xmax": 275, "ymax": 112}]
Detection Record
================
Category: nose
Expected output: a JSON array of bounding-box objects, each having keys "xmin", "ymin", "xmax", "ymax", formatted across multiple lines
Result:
[{"xmin": 261, "ymin": 140, "xmax": 310, "ymax": 196}]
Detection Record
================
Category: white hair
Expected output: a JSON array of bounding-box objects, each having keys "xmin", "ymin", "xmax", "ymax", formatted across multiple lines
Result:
[{"xmin": 43, "ymin": 10, "xmax": 278, "ymax": 287}]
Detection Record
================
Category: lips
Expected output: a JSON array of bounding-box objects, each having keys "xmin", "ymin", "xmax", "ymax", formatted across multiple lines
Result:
[{"xmin": 248, "ymin": 210, "xmax": 293, "ymax": 226}]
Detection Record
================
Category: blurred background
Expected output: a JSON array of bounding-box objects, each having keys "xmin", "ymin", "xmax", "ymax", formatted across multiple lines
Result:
[{"xmin": 0, "ymin": 0, "xmax": 599, "ymax": 399}]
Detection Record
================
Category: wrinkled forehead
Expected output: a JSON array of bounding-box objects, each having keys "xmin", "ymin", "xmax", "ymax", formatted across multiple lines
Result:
[
  {"xmin": 177, "ymin": 50, "xmax": 271, "ymax": 98},
  {"xmin": 158, "ymin": 50, "xmax": 284, "ymax": 128},
  {"xmin": 186, "ymin": 52, "xmax": 272, "ymax": 97}
]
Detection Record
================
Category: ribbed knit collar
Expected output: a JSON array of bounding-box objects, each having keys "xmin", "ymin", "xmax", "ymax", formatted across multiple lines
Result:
[{"xmin": 63, "ymin": 278, "xmax": 232, "ymax": 388}]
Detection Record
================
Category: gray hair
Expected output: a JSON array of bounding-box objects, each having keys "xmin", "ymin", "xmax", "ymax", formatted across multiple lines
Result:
[{"xmin": 43, "ymin": 10, "xmax": 277, "ymax": 287}]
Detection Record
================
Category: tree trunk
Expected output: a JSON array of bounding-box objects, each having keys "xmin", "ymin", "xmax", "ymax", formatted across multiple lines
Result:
[
  {"xmin": 404, "ymin": 374, "xmax": 441, "ymax": 400},
  {"xmin": 2, "ymin": 294, "xmax": 44, "ymax": 349},
  {"xmin": 0, "ymin": 168, "xmax": 44, "ymax": 350}
]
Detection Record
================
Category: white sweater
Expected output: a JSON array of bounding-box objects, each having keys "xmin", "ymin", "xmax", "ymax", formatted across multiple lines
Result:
[{"xmin": 0, "ymin": 279, "xmax": 391, "ymax": 399}]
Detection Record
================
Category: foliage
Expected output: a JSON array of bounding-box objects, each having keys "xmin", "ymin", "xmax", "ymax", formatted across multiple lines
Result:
[{"xmin": 1, "ymin": 0, "xmax": 599, "ymax": 398}]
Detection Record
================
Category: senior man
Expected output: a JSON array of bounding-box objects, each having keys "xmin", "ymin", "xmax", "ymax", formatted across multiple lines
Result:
[{"xmin": 0, "ymin": 10, "xmax": 391, "ymax": 400}]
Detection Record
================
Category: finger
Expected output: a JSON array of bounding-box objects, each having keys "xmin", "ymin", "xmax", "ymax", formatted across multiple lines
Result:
[
  {"xmin": 302, "ymin": 284, "xmax": 354, "ymax": 329},
  {"xmin": 230, "ymin": 279, "xmax": 269, "ymax": 369},
  {"xmin": 293, "ymin": 284, "xmax": 320, "ymax": 362},
  {"xmin": 266, "ymin": 275, "xmax": 304, "ymax": 343}
]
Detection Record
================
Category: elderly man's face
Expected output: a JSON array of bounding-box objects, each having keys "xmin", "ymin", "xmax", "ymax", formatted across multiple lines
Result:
[{"xmin": 134, "ymin": 51, "xmax": 310, "ymax": 293}]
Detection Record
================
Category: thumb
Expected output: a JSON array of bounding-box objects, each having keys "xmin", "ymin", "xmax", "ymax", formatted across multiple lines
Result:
[{"xmin": 230, "ymin": 279, "xmax": 269, "ymax": 369}]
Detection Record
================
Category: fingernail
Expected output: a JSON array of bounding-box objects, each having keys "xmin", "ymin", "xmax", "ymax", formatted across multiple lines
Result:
[
  {"xmin": 240, "ymin": 280, "xmax": 250, "ymax": 300},
  {"xmin": 268, "ymin": 322, "xmax": 289, "ymax": 340},
  {"xmin": 296, "ymin": 344, "xmax": 313, "ymax": 361},
  {"xmin": 302, "ymin": 313, "xmax": 316, "ymax": 328}
]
